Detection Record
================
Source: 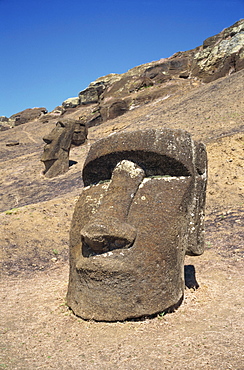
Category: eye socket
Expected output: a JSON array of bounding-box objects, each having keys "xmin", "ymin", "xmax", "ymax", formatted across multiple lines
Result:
[
  {"xmin": 83, "ymin": 151, "xmax": 191, "ymax": 186},
  {"xmin": 56, "ymin": 121, "xmax": 65, "ymax": 128}
]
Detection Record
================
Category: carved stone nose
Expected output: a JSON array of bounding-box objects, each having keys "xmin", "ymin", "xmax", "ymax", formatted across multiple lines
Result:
[
  {"xmin": 81, "ymin": 160, "xmax": 145, "ymax": 255},
  {"xmin": 81, "ymin": 218, "xmax": 137, "ymax": 253}
]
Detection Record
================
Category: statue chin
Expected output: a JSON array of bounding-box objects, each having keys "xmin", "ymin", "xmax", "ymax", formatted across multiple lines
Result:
[
  {"xmin": 42, "ymin": 159, "xmax": 57, "ymax": 174},
  {"xmin": 42, "ymin": 156, "xmax": 69, "ymax": 178}
]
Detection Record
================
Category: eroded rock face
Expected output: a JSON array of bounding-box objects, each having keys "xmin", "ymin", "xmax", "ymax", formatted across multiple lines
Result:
[
  {"xmin": 78, "ymin": 74, "xmax": 121, "ymax": 105},
  {"xmin": 100, "ymin": 99, "xmax": 129, "ymax": 121},
  {"xmin": 62, "ymin": 97, "xmax": 80, "ymax": 109},
  {"xmin": 79, "ymin": 86, "xmax": 101, "ymax": 105},
  {"xmin": 191, "ymin": 19, "xmax": 244, "ymax": 82},
  {"xmin": 9, "ymin": 107, "xmax": 47, "ymax": 126},
  {"xmin": 61, "ymin": 20, "xmax": 244, "ymax": 127},
  {"xmin": 0, "ymin": 124, "xmax": 10, "ymax": 132},
  {"xmin": 0, "ymin": 116, "xmax": 9, "ymax": 122},
  {"xmin": 67, "ymin": 128, "xmax": 207, "ymax": 321},
  {"xmin": 41, "ymin": 119, "xmax": 87, "ymax": 178}
]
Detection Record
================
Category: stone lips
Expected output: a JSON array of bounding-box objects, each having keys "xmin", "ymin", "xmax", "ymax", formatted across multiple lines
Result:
[{"xmin": 67, "ymin": 128, "xmax": 207, "ymax": 321}]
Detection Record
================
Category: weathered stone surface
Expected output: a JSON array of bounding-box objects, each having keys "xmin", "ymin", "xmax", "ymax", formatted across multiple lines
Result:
[
  {"xmin": 100, "ymin": 99, "xmax": 129, "ymax": 121},
  {"xmin": 39, "ymin": 106, "xmax": 65, "ymax": 124},
  {"xmin": 89, "ymin": 73, "xmax": 121, "ymax": 87},
  {"xmin": 67, "ymin": 128, "xmax": 207, "ymax": 321},
  {"xmin": 41, "ymin": 119, "xmax": 87, "ymax": 178},
  {"xmin": 143, "ymin": 56, "xmax": 190, "ymax": 83},
  {"xmin": 0, "ymin": 124, "xmax": 10, "ymax": 132},
  {"xmin": 79, "ymin": 86, "xmax": 103, "ymax": 105},
  {"xmin": 51, "ymin": 106, "xmax": 65, "ymax": 115},
  {"xmin": 9, "ymin": 107, "xmax": 47, "ymax": 126},
  {"xmin": 129, "ymin": 77, "xmax": 154, "ymax": 92},
  {"xmin": 62, "ymin": 97, "xmax": 80, "ymax": 109},
  {"xmin": 78, "ymin": 74, "xmax": 123, "ymax": 106},
  {"xmin": 102, "ymin": 76, "xmax": 136, "ymax": 100},
  {"xmin": 56, "ymin": 20, "xmax": 243, "ymax": 129},
  {"xmin": 191, "ymin": 19, "xmax": 244, "ymax": 82},
  {"xmin": 0, "ymin": 116, "xmax": 9, "ymax": 122},
  {"xmin": 86, "ymin": 110, "xmax": 103, "ymax": 128}
]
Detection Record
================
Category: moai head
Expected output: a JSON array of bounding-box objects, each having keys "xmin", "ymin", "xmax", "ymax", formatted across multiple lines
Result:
[
  {"xmin": 41, "ymin": 119, "xmax": 87, "ymax": 178},
  {"xmin": 67, "ymin": 128, "xmax": 207, "ymax": 321}
]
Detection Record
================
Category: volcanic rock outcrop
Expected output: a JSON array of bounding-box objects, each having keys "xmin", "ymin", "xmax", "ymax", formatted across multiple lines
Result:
[
  {"xmin": 60, "ymin": 19, "xmax": 243, "ymax": 127},
  {"xmin": 9, "ymin": 107, "xmax": 48, "ymax": 126}
]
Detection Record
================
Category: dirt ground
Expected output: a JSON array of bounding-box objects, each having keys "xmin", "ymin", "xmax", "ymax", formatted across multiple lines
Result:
[
  {"xmin": 0, "ymin": 70, "xmax": 243, "ymax": 369},
  {"xmin": 1, "ymin": 249, "xmax": 243, "ymax": 369}
]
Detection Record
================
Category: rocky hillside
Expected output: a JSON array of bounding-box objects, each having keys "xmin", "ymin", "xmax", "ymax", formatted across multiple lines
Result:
[{"xmin": 1, "ymin": 19, "xmax": 243, "ymax": 130}]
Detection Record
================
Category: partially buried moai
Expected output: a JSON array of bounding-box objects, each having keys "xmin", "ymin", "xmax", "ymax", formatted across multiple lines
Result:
[
  {"xmin": 67, "ymin": 128, "xmax": 207, "ymax": 321},
  {"xmin": 41, "ymin": 119, "xmax": 88, "ymax": 178}
]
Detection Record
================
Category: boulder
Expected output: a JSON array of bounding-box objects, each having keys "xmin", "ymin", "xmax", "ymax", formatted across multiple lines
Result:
[
  {"xmin": 79, "ymin": 86, "xmax": 101, "ymax": 105},
  {"xmin": 129, "ymin": 77, "xmax": 154, "ymax": 92},
  {"xmin": 9, "ymin": 107, "xmax": 48, "ymax": 126},
  {"xmin": 79, "ymin": 74, "xmax": 121, "ymax": 105},
  {"xmin": 100, "ymin": 99, "xmax": 129, "ymax": 121},
  {"xmin": 0, "ymin": 124, "xmax": 10, "ymax": 132},
  {"xmin": 86, "ymin": 110, "xmax": 103, "ymax": 128},
  {"xmin": 62, "ymin": 97, "xmax": 80, "ymax": 109},
  {"xmin": 0, "ymin": 116, "xmax": 9, "ymax": 122}
]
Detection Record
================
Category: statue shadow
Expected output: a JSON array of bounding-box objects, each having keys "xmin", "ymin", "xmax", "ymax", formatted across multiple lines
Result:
[
  {"xmin": 69, "ymin": 160, "xmax": 78, "ymax": 167},
  {"xmin": 184, "ymin": 265, "xmax": 199, "ymax": 290}
]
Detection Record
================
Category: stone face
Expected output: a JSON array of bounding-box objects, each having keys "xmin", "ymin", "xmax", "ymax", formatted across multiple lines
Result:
[
  {"xmin": 41, "ymin": 119, "xmax": 87, "ymax": 178},
  {"xmin": 67, "ymin": 128, "xmax": 207, "ymax": 321}
]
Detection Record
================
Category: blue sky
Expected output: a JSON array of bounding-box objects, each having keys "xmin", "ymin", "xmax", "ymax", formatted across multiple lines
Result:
[{"xmin": 0, "ymin": 0, "xmax": 243, "ymax": 117}]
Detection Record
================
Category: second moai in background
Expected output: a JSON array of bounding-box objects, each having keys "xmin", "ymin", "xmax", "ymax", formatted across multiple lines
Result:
[{"xmin": 41, "ymin": 119, "xmax": 87, "ymax": 178}]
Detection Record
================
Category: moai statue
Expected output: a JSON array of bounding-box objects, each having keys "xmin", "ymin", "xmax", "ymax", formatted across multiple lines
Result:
[
  {"xmin": 41, "ymin": 119, "xmax": 88, "ymax": 178},
  {"xmin": 67, "ymin": 128, "xmax": 207, "ymax": 321}
]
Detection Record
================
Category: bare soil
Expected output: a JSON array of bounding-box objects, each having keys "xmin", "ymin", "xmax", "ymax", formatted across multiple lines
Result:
[{"xmin": 0, "ymin": 70, "xmax": 243, "ymax": 369}]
